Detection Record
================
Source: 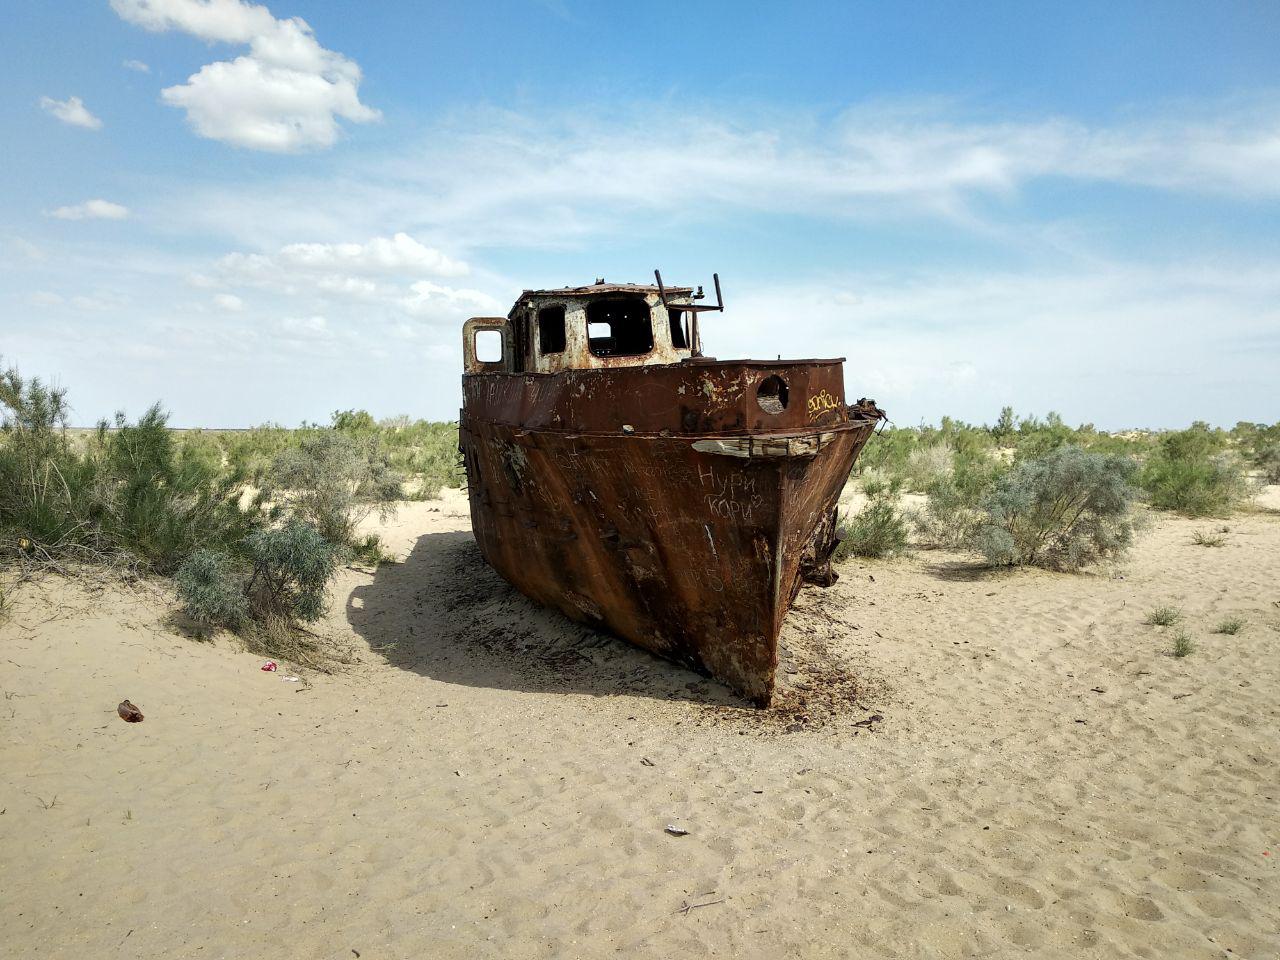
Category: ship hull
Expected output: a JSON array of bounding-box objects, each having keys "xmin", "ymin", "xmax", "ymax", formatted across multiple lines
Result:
[{"xmin": 459, "ymin": 415, "xmax": 876, "ymax": 703}]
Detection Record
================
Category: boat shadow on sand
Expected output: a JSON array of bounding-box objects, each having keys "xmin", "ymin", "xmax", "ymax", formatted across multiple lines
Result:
[
  {"xmin": 348, "ymin": 531, "xmax": 884, "ymax": 730},
  {"xmin": 345, "ymin": 530, "xmax": 749, "ymax": 709}
]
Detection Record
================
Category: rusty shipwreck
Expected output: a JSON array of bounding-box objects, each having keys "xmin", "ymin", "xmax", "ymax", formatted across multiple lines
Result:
[{"xmin": 458, "ymin": 273, "xmax": 884, "ymax": 704}]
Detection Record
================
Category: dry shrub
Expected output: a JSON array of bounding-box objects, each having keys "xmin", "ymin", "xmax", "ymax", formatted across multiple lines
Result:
[{"xmin": 972, "ymin": 446, "xmax": 1140, "ymax": 571}]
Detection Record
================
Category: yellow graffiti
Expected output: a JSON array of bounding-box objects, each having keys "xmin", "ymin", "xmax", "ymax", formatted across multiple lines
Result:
[{"xmin": 807, "ymin": 389, "xmax": 841, "ymax": 420}]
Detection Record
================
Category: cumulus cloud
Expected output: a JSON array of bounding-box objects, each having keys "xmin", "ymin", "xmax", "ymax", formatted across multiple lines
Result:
[
  {"xmin": 213, "ymin": 293, "xmax": 244, "ymax": 311},
  {"xmin": 110, "ymin": 0, "xmax": 379, "ymax": 151},
  {"xmin": 277, "ymin": 233, "xmax": 468, "ymax": 276},
  {"xmin": 123, "ymin": 59, "xmax": 151, "ymax": 73},
  {"xmin": 48, "ymin": 199, "xmax": 131, "ymax": 221},
  {"xmin": 39, "ymin": 95, "xmax": 103, "ymax": 130},
  {"xmin": 205, "ymin": 232, "xmax": 491, "ymax": 328},
  {"xmin": 217, "ymin": 233, "xmax": 468, "ymax": 294},
  {"xmin": 399, "ymin": 281, "xmax": 501, "ymax": 320}
]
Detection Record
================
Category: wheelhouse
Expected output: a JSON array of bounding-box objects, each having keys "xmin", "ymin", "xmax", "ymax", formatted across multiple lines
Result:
[{"xmin": 463, "ymin": 280, "xmax": 706, "ymax": 375}]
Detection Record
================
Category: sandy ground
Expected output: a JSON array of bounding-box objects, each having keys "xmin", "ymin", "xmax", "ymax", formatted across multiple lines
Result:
[{"xmin": 2, "ymin": 488, "xmax": 1278, "ymax": 959}]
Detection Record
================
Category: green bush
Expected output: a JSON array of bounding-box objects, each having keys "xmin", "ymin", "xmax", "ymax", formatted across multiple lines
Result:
[
  {"xmin": 1255, "ymin": 445, "xmax": 1280, "ymax": 485},
  {"xmin": 244, "ymin": 520, "xmax": 338, "ymax": 624},
  {"xmin": 913, "ymin": 474, "xmax": 980, "ymax": 548},
  {"xmin": 264, "ymin": 430, "xmax": 402, "ymax": 550},
  {"xmin": 904, "ymin": 442, "xmax": 952, "ymax": 492},
  {"xmin": 1, "ymin": 363, "xmax": 257, "ymax": 572},
  {"xmin": 913, "ymin": 451, "xmax": 1007, "ymax": 548},
  {"xmin": 174, "ymin": 548, "xmax": 249, "ymax": 628},
  {"xmin": 834, "ymin": 495, "xmax": 911, "ymax": 560},
  {"xmin": 1140, "ymin": 425, "xmax": 1252, "ymax": 517},
  {"xmin": 971, "ymin": 446, "xmax": 1140, "ymax": 571},
  {"xmin": 860, "ymin": 468, "xmax": 905, "ymax": 499},
  {"xmin": 175, "ymin": 520, "xmax": 339, "ymax": 630}
]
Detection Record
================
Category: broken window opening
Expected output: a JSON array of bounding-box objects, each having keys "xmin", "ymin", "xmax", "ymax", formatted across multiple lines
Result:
[
  {"xmin": 475, "ymin": 328, "xmax": 503, "ymax": 364},
  {"xmin": 586, "ymin": 298, "xmax": 654, "ymax": 357},
  {"xmin": 538, "ymin": 305, "xmax": 566, "ymax": 355},
  {"xmin": 668, "ymin": 309, "xmax": 688, "ymax": 349}
]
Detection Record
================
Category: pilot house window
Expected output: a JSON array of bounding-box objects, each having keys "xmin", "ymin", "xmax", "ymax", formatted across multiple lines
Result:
[
  {"xmin": 586, "ymin": 298, "xmax": 653, "ymax": 357},
  {"xmin": 668, "ymin": 309, "xmax": 688, "ymax": 349},
  {"xmin": 538, "ymin": 305, "xmax": 566, "ymax": 354}
]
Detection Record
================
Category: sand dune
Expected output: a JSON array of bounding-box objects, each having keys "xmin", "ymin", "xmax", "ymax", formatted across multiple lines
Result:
[{"xmin": 2, "ymin": 489, "xmax": 1278, "ymax": 958}]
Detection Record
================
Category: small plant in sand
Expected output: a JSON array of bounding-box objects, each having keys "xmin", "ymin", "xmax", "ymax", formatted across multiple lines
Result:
[
  {"xmin": 834, "ymin": 494, "xmax": 910, "ymax": 561},
  {"xmin": 1190, "ymin": 530, "xmax": 1226, "ymax": 547},
  {"xmin": 1144, "ymin": 605, "xmax": 1182, "ymax": 627},
  {"xmin": 1213, "ymin": 616, "xmax": 1246, "ymax": 635},
  {"xmin": 1170, "ymin": 630, "xmax": 1196, "ymax": 658},
  {"xmin": 970, "ymin": 446, "xmax": 1140, "ymax": 571}
]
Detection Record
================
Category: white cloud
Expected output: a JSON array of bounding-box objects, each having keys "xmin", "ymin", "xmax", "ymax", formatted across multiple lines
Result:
[
  {"xmin": 27, "ymin": 291, "xmax": 65, "ymax": 307},
  {"xmin": 214, "ymin": 233, "xmax": 472, "ymax": 311},
  {"xmin": 38, "ymin": 95, "xmax": 103, "ymax": 130},
  {"xmin": 123, "ymin": 59, "xmax": 151, "ymax": 73},
  {"xmin": 157, "ymin": 97, "xmax": 1280, "ymax": 257},
  {"xmin": 277, "ymin": 233, "xmax": 469, "ymax": 276},
  {"xmin": 213, "ymin": 293, "xmax": 244, "ymax": 311},
  {"xmin": 111, "ymin": 0, "xmax": 379, "ymax": 151},
  {"xmin": 399, "ymin": 281, "xmax": 501, "ymax": 320},
  {"xmin": 48, "ymin": 199, "xmax": 131, "ymax": 221},
  {"xmin": 726, "ymin": 262, "xmax": 1280, "ymax": 427},
  {"xmin": 202, "ymin": 231, "xmax": 496, "ymax": 333}
]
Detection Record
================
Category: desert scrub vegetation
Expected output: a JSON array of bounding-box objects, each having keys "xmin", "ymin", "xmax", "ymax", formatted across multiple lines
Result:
[
  {"xmin": 175, "ymin": 521, "xmax": 340, "ymax": 665},
  {"xmin": 261, "ymin": 428, "xmax": 402, "ymax": 555},
  {"xmin": 912, "ymin": 452, "xmax": 1008, "ymax": 548},
  {"xmin": 0, "ymin": 359, "xmax": 413, "ymax": 664},
  {"xmin": 1139, "ymin": 424, "xmax": 1253, "ymax": 517},
  {"xmin": 1213, "ymin": 616, "xmax": 1246, "ymax": 635},
  {"xmin": 834, "ymin": 492, "xmax": 911, "ymax": 561},
  {"xmin": 1254, "ymin": 444, "xmax": 1280, "ymax": 485},
  {"xmin": 1190, "ymin": 529, "xmax": 1227, "ymax": 547},
  {"xmin": 1, "ymin": 365, "xmax": 257, "ymax": 574},
  {"xmin": 1170, "ymin": 629, "xmax": 1196, "ymax": 658},
  {"xmin": 969, "ymin": 446, "xmax": 1141, "ymax": 571},
  {"xmin": 199, "ymin": 410, "xmax": 464, "ymax": 504},
  {"xmin": 1144, "ymin": 605, "xmax": 1182, "ymax": 627}
]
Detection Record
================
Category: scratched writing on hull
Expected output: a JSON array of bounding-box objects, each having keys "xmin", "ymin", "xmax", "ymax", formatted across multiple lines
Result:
[{"xmin": 698, "ymin": 462, "xmax": 764, "ymax": 522}]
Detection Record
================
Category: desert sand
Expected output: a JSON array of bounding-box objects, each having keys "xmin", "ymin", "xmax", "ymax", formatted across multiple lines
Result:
[{"xmin": 2, "ymin": 488, "xmax": 1278, "ymax": 959}]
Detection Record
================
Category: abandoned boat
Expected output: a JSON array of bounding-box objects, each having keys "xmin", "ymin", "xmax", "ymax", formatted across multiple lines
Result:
[{"xmin": 458, "ymin": 273, "xmax": 885, "ymax": 704}]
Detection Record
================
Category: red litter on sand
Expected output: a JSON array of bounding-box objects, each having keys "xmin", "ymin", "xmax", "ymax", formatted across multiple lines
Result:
[{"xmin": 261, "ymin": 661, "xmax": 278, "ymax": 672}]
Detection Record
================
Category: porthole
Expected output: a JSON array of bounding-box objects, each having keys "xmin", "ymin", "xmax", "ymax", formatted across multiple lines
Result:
[{"xmin": 757, "ymin": 375, "xmax": 788, "ymax": 414}]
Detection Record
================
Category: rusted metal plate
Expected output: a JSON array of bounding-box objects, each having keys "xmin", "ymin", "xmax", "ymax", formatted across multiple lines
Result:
[
  {"xmin": 460, "ymin": 359, "xmax": 881, "ymax": 704},
  {"xmin": 462, "ymin": 360, "xmax": 853, "ymax": 435}
]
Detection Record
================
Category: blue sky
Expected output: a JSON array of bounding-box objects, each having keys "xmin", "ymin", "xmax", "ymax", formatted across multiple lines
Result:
[{"xmin": 3, "ymin": 0, "xmax": 1278, "ymax": 429}]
